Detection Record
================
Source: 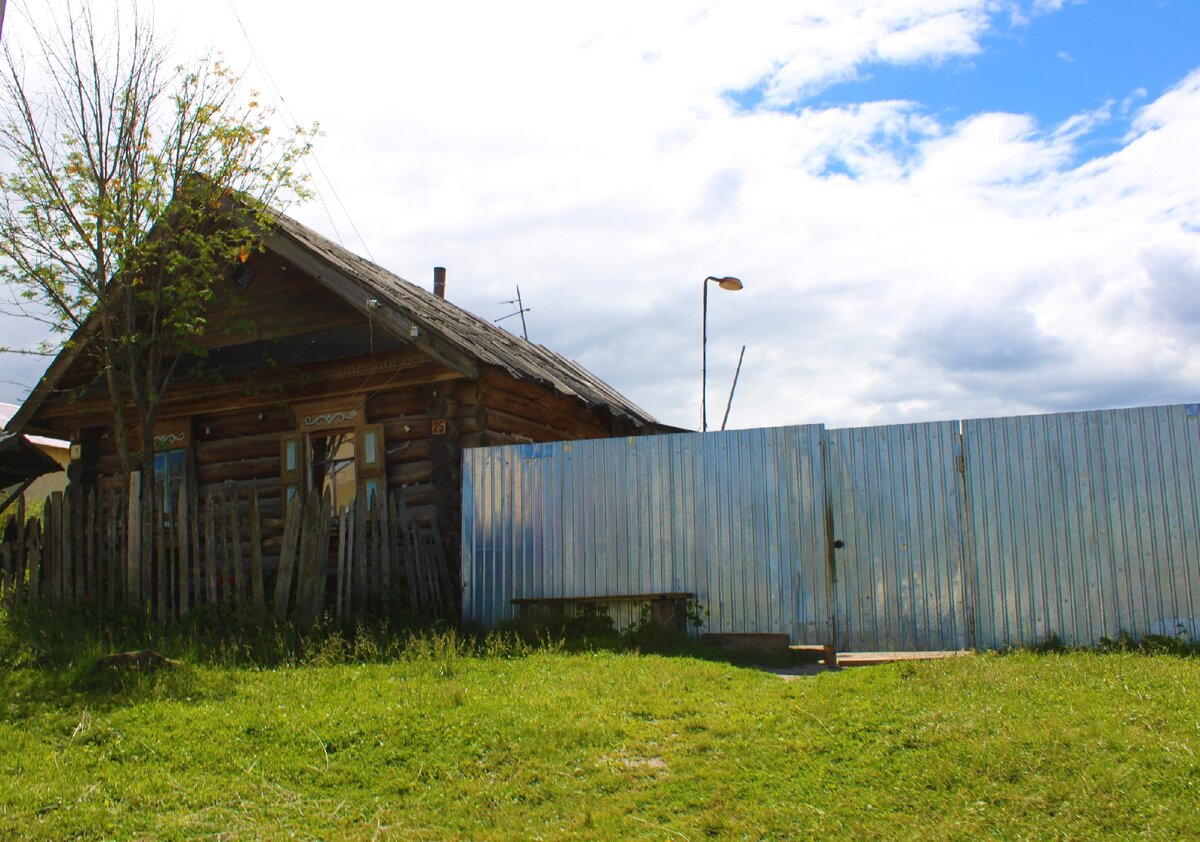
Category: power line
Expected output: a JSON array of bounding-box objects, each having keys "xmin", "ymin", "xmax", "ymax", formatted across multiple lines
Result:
[{"xmin": 221, "ymin": 0, "xmax": 376, "ymax": 262}]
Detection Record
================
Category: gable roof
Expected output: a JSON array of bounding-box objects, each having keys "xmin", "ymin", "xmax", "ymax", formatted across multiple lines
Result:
[{"xmin": 6, "ymin": 206, "xmax": 661, "ymax": 436}]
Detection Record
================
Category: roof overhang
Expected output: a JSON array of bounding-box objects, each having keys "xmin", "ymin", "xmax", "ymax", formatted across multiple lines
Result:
[
  {"xmin": 0, "ymin": 431, "xmax": 65, "ymax": 513},
  {"xmin": 263, "ymin": 226, "xmax": 481, "ymax": 379}
]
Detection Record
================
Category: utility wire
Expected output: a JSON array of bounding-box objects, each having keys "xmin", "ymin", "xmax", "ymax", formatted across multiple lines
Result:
[{"xmin": 222, "ymin": 0, "xmax": 376, "ymax": 262}]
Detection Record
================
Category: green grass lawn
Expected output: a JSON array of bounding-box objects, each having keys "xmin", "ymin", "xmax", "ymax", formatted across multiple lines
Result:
[{"xmin": 0, "ymin": 620, "xmax": 1197, "ymax": 840}]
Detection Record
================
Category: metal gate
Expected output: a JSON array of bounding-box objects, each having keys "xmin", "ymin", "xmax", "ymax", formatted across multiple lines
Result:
[
  {"xmin": 461, "ymin": 426, "xmax": 833, "ymax": 643},
  {"xmin": 825, "ymin": 421, "xmax": 973, "ymax": 651}
]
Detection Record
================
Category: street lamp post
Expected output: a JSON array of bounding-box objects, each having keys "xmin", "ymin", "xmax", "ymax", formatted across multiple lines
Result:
[{"xmin": 702, "ymin": 275, "xmax": 743, "ymax": 432}]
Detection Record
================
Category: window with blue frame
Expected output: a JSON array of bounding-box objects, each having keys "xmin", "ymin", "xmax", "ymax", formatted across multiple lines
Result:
[{"xmin": 154, "ymin": 447, "xmax": 188, "ymax": 512}]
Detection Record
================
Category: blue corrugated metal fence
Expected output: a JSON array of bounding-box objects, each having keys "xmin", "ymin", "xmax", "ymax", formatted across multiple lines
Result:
[
  {"xmin": 964, "ymin": 405, "xmax": 1200, "ymax": 648},
  {"xmin": 461, "ymin": 404, "xmax": 1200, "ymax": 650},
  {"xmin": 462, "ymin": 426, "xmax": 832, "ymax": 641}
]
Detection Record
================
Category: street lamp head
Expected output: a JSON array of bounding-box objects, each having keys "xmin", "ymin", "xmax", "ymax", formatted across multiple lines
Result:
[
  {"xmin": 701, "ymin": 275, "xmax": 743, "ymax": 432},
  {"xmin": 706, "ymin": 275, "xmax": 743, "ymax": 291}
]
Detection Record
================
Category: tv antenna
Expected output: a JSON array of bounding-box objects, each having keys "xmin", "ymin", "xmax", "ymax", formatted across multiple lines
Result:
[{"xmin": 495, "ymin": 285, "xmax": 531, "ymax": 340}]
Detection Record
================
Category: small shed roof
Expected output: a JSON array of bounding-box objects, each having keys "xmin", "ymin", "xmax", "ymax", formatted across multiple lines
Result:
[
  {"xmin": 0, "ymin": 431, "xmax": 64, "ymax": 512},
  {"xmin": 0, "ymin": 403, "xmax": 68, "ymax": 451}
]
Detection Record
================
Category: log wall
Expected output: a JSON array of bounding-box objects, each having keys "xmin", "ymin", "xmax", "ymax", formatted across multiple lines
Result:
[{"xmin": 38, "ymin": 359, "xmax": 642, "ymax": 608}]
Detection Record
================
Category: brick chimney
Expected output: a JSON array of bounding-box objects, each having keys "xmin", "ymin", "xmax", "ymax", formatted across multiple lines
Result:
[{"xmin": 433, "ymin": 266, "xmax": 446, "ymax": 299}]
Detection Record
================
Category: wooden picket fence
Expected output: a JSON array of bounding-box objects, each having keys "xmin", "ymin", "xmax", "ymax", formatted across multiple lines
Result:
[{"xmin": 0, "ymin": 479, "xmax": 457, "ymax": 626}]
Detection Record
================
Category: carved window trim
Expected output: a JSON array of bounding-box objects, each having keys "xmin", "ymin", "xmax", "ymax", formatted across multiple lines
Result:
[
  {"xmin": 152, "ymin": 419, "xmax": 192, "ymax": 451},
  {"xmin": 294, "ymin": 399, "xmax": 364, "ymax": 434}
]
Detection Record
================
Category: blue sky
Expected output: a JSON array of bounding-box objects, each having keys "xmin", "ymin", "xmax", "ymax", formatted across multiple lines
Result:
[
  {"xmin": 3, "ymin": 0, "xmax": 1200, "ymax": 430},
  {"xmin": 730, "ymin": 1, "xmax": 1200, "ymax": 166}
]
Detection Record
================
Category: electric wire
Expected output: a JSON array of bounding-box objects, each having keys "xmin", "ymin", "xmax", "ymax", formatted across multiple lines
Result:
[{"xmin": 221, "ymin": 0, "xmax": 377, "ymax": 262}]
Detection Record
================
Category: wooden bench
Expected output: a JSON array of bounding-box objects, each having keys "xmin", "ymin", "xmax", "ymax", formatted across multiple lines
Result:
[{"xmin": 511, "ymin": 592, "xmax": 695, "ymax": 633}]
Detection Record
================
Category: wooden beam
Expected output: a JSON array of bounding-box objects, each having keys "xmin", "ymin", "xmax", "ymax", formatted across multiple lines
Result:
[{"xmin": 265, "ymin": 229, "xmax": 481, "ymax": 380}]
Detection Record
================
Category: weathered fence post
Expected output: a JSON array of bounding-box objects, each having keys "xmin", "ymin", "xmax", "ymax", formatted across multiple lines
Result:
[
  {"xmin": 294, "ymin": 492, "xmax": 322, "ymax": 628},
  {"xmin": 204, "ymin": 489, "xmax": 218, "ymax": 605},
  {"xmin": 27, "ymin": 515, "xmax": 41, "ymax": 604},
  {"xmin": 178, "ymin": 483, "xmax": 191, "ymax": 617},
  {"xmin": 126, "ymin": 472, "xmax": 141, "ymax": 605},
  {"xmin": 226, "ymin": 481, "xmax": 245, "ymax": 610},
  {"xmin": 354, "ymin": 499, "xmax": 368, "ymax": 615},
  {"xmin": 154, "ymin": 494, "xmax": 168, "ymax": 622},
  {"xmin": 378, "ymin": 497, "xmax": 393, "ymax": 609},
  {"xmin": 335, "ymin": 505, "xmax": 350, "ymax": 620},
  {"xmin": 46, "ymin": 492, "xmax": 61, "ymax": 608},
  {"xmin": 85, "ymin": 489, "xmax": 97, "ymax": 606},
  {"xmin": 274, "ymin": 493, "xmax": 303, "ymax": 618},
  {"xmin": 62, "ymin": 489, "xmax": 75, "ymax": 606},
  {"xmin": 396, "ymin": 495, "xmax": 420, "ymax": 620},
  {"xmin": 13, "ymin": 495, "xmax": 26, "ymax": 605},
  {"xmin": 249, "ymin": 492, "xmax": 265, "ymax": 609},
  {"xmin": 1, "ymin": 534, "xmax": 10, "ymax": 604},
  {"xmin": 189, "ymin": 483, "xmax": 201, "ymax": 611}
]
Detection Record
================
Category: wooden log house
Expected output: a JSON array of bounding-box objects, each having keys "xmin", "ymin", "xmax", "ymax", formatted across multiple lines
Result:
[{"xmin": 5, "ymin": 208, "xmax": 670, "ymax": 615}]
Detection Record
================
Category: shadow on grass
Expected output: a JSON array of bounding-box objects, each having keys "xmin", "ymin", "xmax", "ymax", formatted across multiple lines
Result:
[
  {"xmin": 0, "ymin": 602, "xmax": 532, "ymax": 715},
  {"xmin": 1019, "ymin": 629, "xmax": 1200, "ymax": 657},
  {"xmin": 6, "ymin": 599, "xmax": 1195, "ymax": 719}
]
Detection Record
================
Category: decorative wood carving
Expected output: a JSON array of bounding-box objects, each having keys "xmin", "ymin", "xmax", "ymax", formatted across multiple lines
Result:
[
  {"xmin": 152, "ymin": 419, "xmax": 191, "ymax": 451},
  {"xmin": 303, "ymin": 409, "xmax": 359, "ymax": 430},
  {"xmin": 294, "ymin": 398, "xmax": 365, "ymax": 433}
]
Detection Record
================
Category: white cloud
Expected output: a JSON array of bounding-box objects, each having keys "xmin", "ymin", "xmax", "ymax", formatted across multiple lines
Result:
[{"xmin": 2, "ymin": 0, "xmax": 1198, "ymax": 435}]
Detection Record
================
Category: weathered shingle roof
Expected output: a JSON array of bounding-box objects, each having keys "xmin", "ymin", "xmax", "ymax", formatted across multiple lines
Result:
[
  {"xmin": 8, "ymin": 205, "xmax": 661, "ymax": 436},
  {"xmin": 268, "ymin": 211, "xmax": 660, "ymax": 429}
]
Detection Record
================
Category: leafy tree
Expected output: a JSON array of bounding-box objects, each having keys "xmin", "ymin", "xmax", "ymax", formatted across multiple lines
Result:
[{"xmin": 0, "ymin": 6, "xmax": 313, "ymax": 501}]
